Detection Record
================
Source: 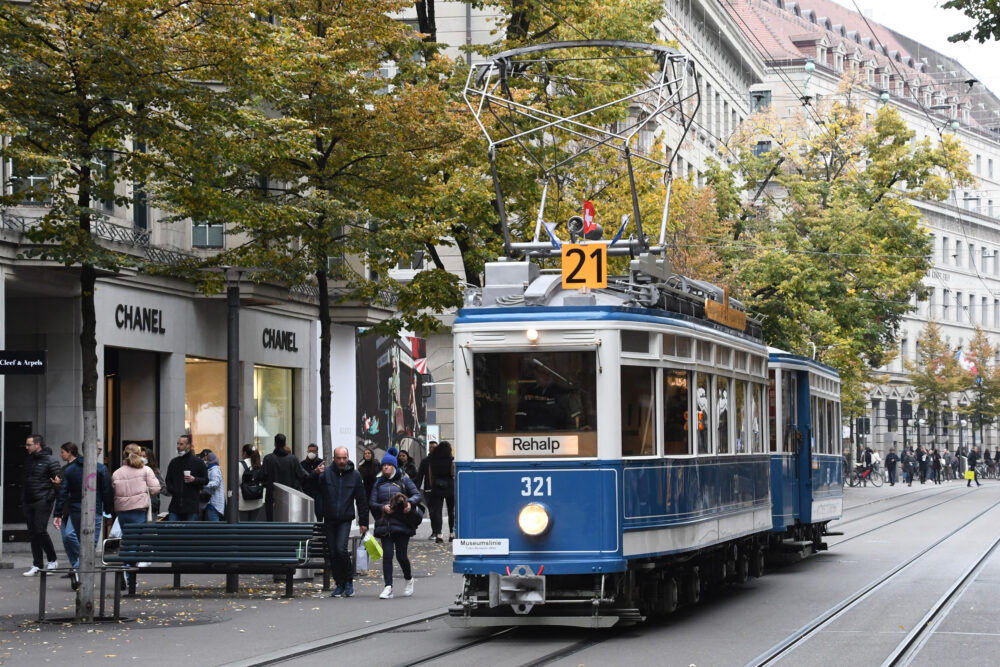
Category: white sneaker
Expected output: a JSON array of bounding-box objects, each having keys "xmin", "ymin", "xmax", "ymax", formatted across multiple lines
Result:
[
  {"xmin": 137, "ymin": 562, "xmax": 152, "ymax": 568},
  {"xmin": 23, "ymin": 566, "xmax": 40, "ymax": 577},
  {"xmin": 379, "ymin": 585, "xmax": 393, "ymax": 599},
  {"xmin": 46, "ymin": 560, "xmax": 59, "ymax": 570},
  {"xmin": 403, "ymin": 579, "xmax": 414, "ymax": 597}
]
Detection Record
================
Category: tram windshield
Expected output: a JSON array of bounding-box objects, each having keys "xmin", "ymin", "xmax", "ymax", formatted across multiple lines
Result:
[{"xmin": 473, "ymin": 351, "xmax": 597, "ymax": 458}]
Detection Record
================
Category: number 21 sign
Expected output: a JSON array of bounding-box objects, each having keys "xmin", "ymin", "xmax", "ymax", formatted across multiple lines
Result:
[{"xmin": 561, "ymin": 243, "xmax": 607, "ymax": 289}]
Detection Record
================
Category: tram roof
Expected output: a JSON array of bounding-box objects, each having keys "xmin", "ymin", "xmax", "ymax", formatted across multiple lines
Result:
[{"xmin": 767, "ymin": 347, "xmax": 840, "ymax": 379}]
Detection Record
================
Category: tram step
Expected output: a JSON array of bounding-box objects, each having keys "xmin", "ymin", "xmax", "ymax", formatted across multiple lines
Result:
[{"xmin": 824, "ymin": 531, "xmax": 844, "ymax": 536}]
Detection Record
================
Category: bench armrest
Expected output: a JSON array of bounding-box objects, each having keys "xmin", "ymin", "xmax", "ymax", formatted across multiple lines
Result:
[{"xmin": 101, "ymin": 538, "xmax": 121, "ymax": 565}]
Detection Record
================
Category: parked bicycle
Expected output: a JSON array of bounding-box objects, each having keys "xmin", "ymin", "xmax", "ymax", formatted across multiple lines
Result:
[{"xmin": 848, "ymin": 464, "xmax": 884, "ymax": 488}]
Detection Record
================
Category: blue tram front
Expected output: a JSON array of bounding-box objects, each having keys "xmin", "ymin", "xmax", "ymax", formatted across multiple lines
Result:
[{"xmin": 448, "ymin": 261, "xmax": 780, "ymax": 627}]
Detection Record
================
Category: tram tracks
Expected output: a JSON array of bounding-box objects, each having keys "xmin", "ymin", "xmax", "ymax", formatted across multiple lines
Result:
[
  {"xmin": 746, "ymin": 496, "xmax": 1000, "ymax": 667},
  {"xmin": 833, "ymin": 486, "xmax": 958, "ymax": 531},
  {"xmin": 831, "ymin": 488, "xmax": 967, "ymax": 544}
]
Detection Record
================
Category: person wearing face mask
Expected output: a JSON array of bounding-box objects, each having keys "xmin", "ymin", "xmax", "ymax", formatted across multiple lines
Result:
[
  {"xmin": 165, "ymin": 434, "xmax": 208, "ymax": 521},
  {"xmin": 301, "ymin": 443, "xmax": 324, "ymax": 520}
]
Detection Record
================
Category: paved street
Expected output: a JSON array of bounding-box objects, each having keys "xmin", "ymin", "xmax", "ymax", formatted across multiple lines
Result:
[{"xmin": 3, "ymin": 481, "xmax": 1000, "ymax": 666}]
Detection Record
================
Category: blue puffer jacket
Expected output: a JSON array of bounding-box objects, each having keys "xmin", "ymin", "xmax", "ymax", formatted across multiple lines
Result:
[{"xmin": 369, "ymin": 470, "xmax": 421, "ymax": 537}]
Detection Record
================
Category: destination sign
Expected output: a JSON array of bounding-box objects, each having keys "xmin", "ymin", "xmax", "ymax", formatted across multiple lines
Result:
[{"xmin": 495, "ymin": 435, "xmax": 579, "ymax": 456}]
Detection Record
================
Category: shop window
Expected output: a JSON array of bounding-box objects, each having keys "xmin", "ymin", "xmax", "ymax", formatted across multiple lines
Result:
[
  {"xmin": 620, "ymin": 366, "xmax": 655, "ymax": 457},
  {"xmin": 254, "ymin": 365, "xmax": 294, "ymax": 452},
  {"xmin": 185, "ymin": 357, "xmax": 228, "ymax": 481}
]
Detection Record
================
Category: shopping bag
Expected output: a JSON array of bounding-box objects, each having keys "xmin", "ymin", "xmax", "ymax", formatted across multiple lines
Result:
[
  {"xmin": 363, "ymin": 533, "xmax": 383, "ymax": 561},
  {"xmin": 965, "ymin": 470, "xmax": 976, "ymax": 480},
  {"xmin": 108, "ymin": 517, "xmax": 122, "ymax": 540},
  {"xmin": 356, "ymin": 543, "xmax": 371, "ymax": 572}
]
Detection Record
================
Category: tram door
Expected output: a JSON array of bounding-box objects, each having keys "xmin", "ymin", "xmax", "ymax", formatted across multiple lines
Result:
[{"xmin": 795, "ymin": 370, "xmax": 814, "ymax": 522}]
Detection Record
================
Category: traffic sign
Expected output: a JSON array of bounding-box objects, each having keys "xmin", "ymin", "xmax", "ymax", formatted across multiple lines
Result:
[{"xmin": 561, "ymin": 243, "xmax": 607, "ymax": 289}]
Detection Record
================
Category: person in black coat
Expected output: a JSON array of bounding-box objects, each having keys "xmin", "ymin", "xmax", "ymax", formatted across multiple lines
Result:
[
  {"xmin": 165, "ymin": 434, "xmax": 208, "ymax": 520},
  {"xmin": 967, "ymin": 446, "xmax": 982, "ymax": 487},
  {"xmin": 20, "ymin": 434, "xmax": 62, "ymax": 575},
  {"xmin": 397, "ymin": 449, "xmax": 418, "ymax": 480},
  {"xmin": 314, "ymin": 446, "xmax": 368, "ymax": 597},
  {"xmin": 885, "ymin": 447, "xmax": 899, "ymax": 486},
  {"xmin": 369, "ymin": 454, "xmax": 421, "ymax": 599},
  {"xmin": 424, "ymin": 441, "xmax": 456, "ymax": 543},
  {"xmin": 261, "ymin": 433, "xmax": 308, "ymax": 521},
  {"xmin": 301, "ymin": 443, "xmax": 324, "ymax": 520}
]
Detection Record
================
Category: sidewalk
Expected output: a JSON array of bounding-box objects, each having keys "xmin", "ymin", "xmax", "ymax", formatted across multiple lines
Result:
[{"xmin": 0, "ymin": 527, "xmax": 461, "ymax": 666}]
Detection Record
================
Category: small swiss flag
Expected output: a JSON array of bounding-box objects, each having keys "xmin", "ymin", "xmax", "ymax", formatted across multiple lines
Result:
[{"xmin": 582, "ymin": 200, "xmax": 597, "ymax": 236}]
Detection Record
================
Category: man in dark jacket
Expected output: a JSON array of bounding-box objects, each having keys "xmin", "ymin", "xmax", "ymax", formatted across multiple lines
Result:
[
  {"xmin": 301, "ymin": 443, "xmax": 324, "ymax": 521},
  {"xmin": 314, "ymin": 446, "xmax": 368, "ymax": 597},
  {"xmin": 21, "ymin": 434, "xmax": 62, "ymax": 576},
  {"xmin": 165, "ymin": 434, "xmax": 208, "ymax": 520},
  {"xmin": 885, "ymin": 447, "xmax": 899, "ymax": 486},
  {"xmin": 261, "ymin": 433, "xmax": 308, "ymax": 521},
  {"xmin": 53, "ymin": 445, "xmax": 113, "ymax": 572},
  {"xmin": 967, "ymin": 446, "xmax": 982, "ymax": 487}
]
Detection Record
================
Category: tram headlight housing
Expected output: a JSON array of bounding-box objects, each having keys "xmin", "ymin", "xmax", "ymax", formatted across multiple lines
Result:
[
  {"xmin": 526, "ymin": 328, "xmax": 540, "ymax": 343},
  {"xmin": 518, "ymin": 502, "xmax": 551, "ymax": 536}
]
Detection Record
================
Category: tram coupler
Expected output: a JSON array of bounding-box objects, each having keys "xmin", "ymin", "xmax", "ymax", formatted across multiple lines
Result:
[{"xmin": 489, "ymin": 565, "xmax": 545, "ymax": 614}]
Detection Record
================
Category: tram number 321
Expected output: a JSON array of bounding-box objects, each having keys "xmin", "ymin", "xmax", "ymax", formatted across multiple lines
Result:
[
  {"xmin": 521, "ymin": 476, "xmax": 553, "ymax": 497},
  {"xmin": 562, "ymin": 243, "xmax": 607, "ymax": 289}
]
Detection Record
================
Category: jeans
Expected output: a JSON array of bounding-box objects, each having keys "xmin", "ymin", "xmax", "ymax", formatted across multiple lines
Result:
[
  {"xmin": 117, "ymin": 509, "xmax": 147, "ymax": 527},
  {"xmin": 25, "ymin": 499, "xmax": 57, "ymax": 568},
  {"xmin": 323, "ymin": 520, "xmax": 353, "ymax": 587},
  {"xmin": 204, "ymin": 505, "xmax": 224, "ymax": 522},
  {"xmin": 60, "ymin": 515, "xmax": 102, "ymax": 569},
  {"xmin": 168, "ymin": 511, "xmax": 200, "ymax": 521},
  {"xmin": 428, "ymin": 490, "xmax": 455, "ymax": 537},
  {"xmin": 380, "ymin": 533, "xmax": 412, "ymax": 586}
]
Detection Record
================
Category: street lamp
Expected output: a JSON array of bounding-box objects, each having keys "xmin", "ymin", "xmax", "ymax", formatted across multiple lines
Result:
[
  {"xmin": 960, "ymin": 419, "xmax": 968, "ymax": 455},
  {"xmin": 917, "ymin": 418, "xmax": 926, "ymax": 451}
]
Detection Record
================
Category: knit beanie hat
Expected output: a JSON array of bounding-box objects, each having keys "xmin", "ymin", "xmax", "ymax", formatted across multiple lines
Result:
[
  {"xmin": 387, "ymin": 447, "xmax": 399, "ymax": 457},
  {"xmin": 381, "ymin": 454, "xmax": 398, "ymax": 468}
]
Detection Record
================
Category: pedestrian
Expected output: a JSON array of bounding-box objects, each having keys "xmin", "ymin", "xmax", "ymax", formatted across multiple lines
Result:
[
  {"xmin": 862, "ymin": 446, "xmax": 873, "ymax": 485},
  {"xmin": 370, "ymin": 454, "xmax": 420, "ymax": 599},
  {"xmin": 902, "ymin": 447, "xmax": 915, "ymax": 486},
  {"xmin": 424, "ymin": 441, "xmax": 456, "ymax": 543},
  {"xmin": 112, "ymin": 443, "xmax": 160, "ymax": 526},
  {"xmin": 358, "ymin": 447, "xmax": 379, "ymax": 503},
  {"xmin": 397, "ymin": 449, "xmax": 418, "ymax": 480},
  {"xmin": 885, "ymin": 447, "xmax": 899, "ymax": 486},
  {"xmin": 239, "ymin": 444, "xmax": 265, "ymax": 521},
  {"xmin": 198, "ymin": 449, "xmax": 225, "ymax": 521},
  {"xmin": 165, "ymin": 434, "xmax": 208, "ymax": 520},
  {"xmin": 314, "ymin": 446, "xmax": 368, "ymax": 598},
  {"xmin": 415, "ymin": 441, "xmax": 437, "ymax": 538},
  {"xmin": 931, "ymin": 448, "xmax": 942, "ymax": 485},
  {"xmin": 967, "ymin": 445, "xmax": 982, "ymax": 487},
  {"xmin": 21, "ymin": 434, "xmax": 62, "ymax": 576},
  {"xmin": 261, "ymin": 433, "xmax": 308, "ymax": 521},
  {"xmin": 918, "ymin": 446, "xmax": 928, "ymax": 484},
  {"xmin": 52, "ymin": 441, "xmax": 112, "ymax": 583},
  {"xmin": 141, "ymin": 446, "xmax": 166, "ymax": 518},
  {"xmin": 301, "ymin": 443, "xmax": 324, "ymax": 520}
]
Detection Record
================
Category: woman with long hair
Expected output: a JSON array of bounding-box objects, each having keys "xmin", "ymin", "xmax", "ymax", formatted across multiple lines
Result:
[
  {"xmin": 239, "ymin": 444, "xmax": 265, "ymax": 521},
  {"xmin": 426, "ymin": 441, "xmax": 456, "ymax": 543}
]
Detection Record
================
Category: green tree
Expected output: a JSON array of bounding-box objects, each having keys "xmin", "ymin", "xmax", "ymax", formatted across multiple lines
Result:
[
  {"xmin": 0, "ymin": 0, "xmax": 235, "ymax": 621},
  {"xmin": 905, "ymin": 321, "xmax": 964, "ymax": 446},
  {"xmin": 725, "ymin": 74, "xmax": 974, "ymax": 406},
  {"xmin": 943, "ymin": 0, "xmax": 1000, "ymax": 43},
  {"xmin": 956, "ymin": 326, "xmax": 1000, "ymax": 446}
]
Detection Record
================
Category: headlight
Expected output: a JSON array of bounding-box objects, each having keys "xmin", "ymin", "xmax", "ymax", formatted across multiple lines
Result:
[{"xmin": 518, "ymin": 503, "xmax": 550, "ymax": 536}]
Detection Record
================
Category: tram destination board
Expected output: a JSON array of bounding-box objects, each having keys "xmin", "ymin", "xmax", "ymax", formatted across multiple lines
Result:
[
  {"xmin": 0, "ymin": 350, "xmax": 46, "ymax": 375},
  {"xmin": 561, "ymin": 243, "xmax": 607, "ymax": 289}
]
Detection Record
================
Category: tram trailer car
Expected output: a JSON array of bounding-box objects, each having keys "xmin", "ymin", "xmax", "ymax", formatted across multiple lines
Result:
[{"xmin": 447, "ymin": 261, "xmax": 843, "ymax": 628}]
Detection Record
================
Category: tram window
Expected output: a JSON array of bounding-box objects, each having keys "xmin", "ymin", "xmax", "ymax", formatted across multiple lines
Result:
[
  {"xmin": 782, "ymin": 372, "xmax": 797, "ymax": 452},
  {"xmin": 698, "ymin": 341, "xmax": 713, "ymax": 363},
  {"xmin": 768, "ymin": 371, "xmax": 778, "ymax": 452},
  {"xmin": 735, "ymin": 380, "xmax": 748, "ymax": 453},
  {"xmin": 676, "ymin": 337, "xmax": 691, "ymax": 358},
  {"xmin": 663, "ymin": 370, "xmax": 689, "ymax": 455},
  {"xmin": 695, "ymin": 372, "xmax": 712, "ymax": 454},
  {"xmin": 828, "ymin": 401, "xmax": 837, "ymax": 455},
  {"xmin": 472, "ymin": 351, "xmax": 598, "ymax": 458},
  {"xmin": 716, "ymin": 347, "xmax": 732, "ymax": 368},
  {"xmin": 621, "ymin": 366, "xmax": 656, "ymax": 457},
  {"xmin": 751, "ymin": 356, "xmax": 763, "ymax": 375},
  {"xmin": 752, "ymin": 383, "xmax": 765, "ymax": 453},
  {"xmin": 662, "ymin": 334, "xmax": 675, "ymax": 357},
  {"xmin": 717, "ymin": 376, "xmax": 731, "ymax": 454},
  {"xmin": 811, "ymin": 397, "xmax": 819, "ymax": 452},
  {"xmin": 735, "ymin": 351, "xmax": 747, "ymax": 372},
  {"xmin": 622, "ymin": 330, "xmax": 649, "ymax": 354}
]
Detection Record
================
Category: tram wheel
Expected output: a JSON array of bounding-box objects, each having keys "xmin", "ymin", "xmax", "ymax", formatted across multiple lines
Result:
[
  {"xmin": 749, "ymin": 547, "xmax": 765, "ymax": 578},
  {"xmin": 685, "ymin": 567, "xmax": 701, "ymax": 605},
  {"xmin": 734, "ymin": 554, "xmax": 749, "ymax": 585},
  {"xmin": 661, "ymin": 576, "xmax": 679, "ymax": 614}
]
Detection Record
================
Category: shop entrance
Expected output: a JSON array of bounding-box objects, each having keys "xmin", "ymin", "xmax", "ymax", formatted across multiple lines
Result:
[
  {"xmin": 186, "ymin": 357, "xmax": 230, "ymax": 487},
  {"xmin": 104, "ymin": 348, "xmax": 160, "ymax": 472},
  {"xmin": 3, "ymin": 420, "xmax": 32, "ymax": 524}
]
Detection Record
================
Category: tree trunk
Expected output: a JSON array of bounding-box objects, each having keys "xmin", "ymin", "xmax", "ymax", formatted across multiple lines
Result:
[
  {"xmin": 317, "ymin": 264, "xmax": 333, "ymax": 455},
  {"xmin": 78, "ymin": 263, "xmax": 99, "ymax": 622}
]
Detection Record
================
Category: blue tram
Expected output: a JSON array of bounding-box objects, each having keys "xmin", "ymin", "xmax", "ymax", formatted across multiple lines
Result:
[{"xmin": 447, "ymin": 261, "xmax": 843, "ymax": 628}]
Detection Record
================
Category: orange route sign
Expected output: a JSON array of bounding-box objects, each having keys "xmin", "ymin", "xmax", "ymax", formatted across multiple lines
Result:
[{"xmin": 561, "ymin": 243, "xmax": 607, "ymax": 290}]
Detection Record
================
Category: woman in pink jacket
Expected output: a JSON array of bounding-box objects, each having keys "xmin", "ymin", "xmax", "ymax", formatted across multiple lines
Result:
[{"xmin": 112, "ymin": 443, "xmax": 161, "ymax": 527}]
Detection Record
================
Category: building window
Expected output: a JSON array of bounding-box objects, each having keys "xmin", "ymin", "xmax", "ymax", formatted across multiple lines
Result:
[
  {"xmin": 994, "ymin": 299, "xmax": 999, "ymax": 327},
  {"xmin": 956, "ymin": 291, "xmax": 963, "ymax": 321},
  {"xmin": 977, "ymin": 154, "xmax": 982, "ymax": 174},
  {"xmin": 969, "ymin": 294, "xmax": 975, "ymax": 322},
  {"xmin": 185, "ymin": 357, "xmax": 229, "ymax": 481},
  {"xmin": 254, "ymin": 365, "xmax": 295, "ymax": 453},
  {"xmin": 943, "ymin": 289, "xmax": 950, "ymax": 319},
  {"xmin": 751, "ymin": 90, "xmax": 771, "ymax": 113},
  {"xmin": 970, "ymin": 244, "xmax": 976, "ymax": 268},
  {"xmin": 754, "ymin": 141, "xmax": 772, "ymax": 157},
  {"xmin": 955, "ymin": 240, "xmax": 962, "ymax": 266},
  {"xmin": 994, "ymin": 249, "xmax": 999, "ymax": 275},
  {"xmin": 8, "ymin": 158, "xmax": 51, "ymax": 205},
  {"xmin": 982, "ymin": 296, "xmax": 988, "ymax": 325},
  {"xmin": 942, "ymin": 236, "xmax": 949, "ymax": 263},
  {"xmin": 928, "ymin": 288, "xmax": 936, "ymax": 318},
  {"xmin": 989, "ymin": 158, "xmax": 994, "ymax": 178},
  {"xmin": 192, "ymin": 222, "xmax": 224, "ymax": 248}
]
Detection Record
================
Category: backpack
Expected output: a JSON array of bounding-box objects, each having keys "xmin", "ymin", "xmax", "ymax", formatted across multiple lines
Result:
[{"xmin": 240, "ymin": 461, "xmax": 265, "ymax": 500}]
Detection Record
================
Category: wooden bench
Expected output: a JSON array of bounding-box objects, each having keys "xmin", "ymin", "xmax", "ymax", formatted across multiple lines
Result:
[{"xmin": 103, "ymin": 522, "xmax": 314, "ymax": 598}]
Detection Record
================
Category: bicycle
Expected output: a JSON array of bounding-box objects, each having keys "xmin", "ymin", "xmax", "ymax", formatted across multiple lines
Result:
[{"xmin": 848, "ymin": 465, "xmax": 883, "ymax": 488}]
